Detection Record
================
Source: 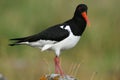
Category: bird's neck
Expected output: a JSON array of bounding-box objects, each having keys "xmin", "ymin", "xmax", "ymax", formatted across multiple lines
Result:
[
  {"xmin": 67, "ymin": 17, "xmax": 87, "ymax": 36},
  {"xmin": 72, "ymin": 16, "xmax": 86, "ymax": 24}
]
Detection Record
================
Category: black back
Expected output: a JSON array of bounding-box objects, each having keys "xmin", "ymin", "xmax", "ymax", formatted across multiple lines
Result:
[{"xmin": 10, "ymin": 24, "xmax": 69, "ymax": 43}]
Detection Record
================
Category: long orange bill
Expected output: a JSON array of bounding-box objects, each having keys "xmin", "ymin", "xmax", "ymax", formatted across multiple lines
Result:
[{"xmin": 81, "ymin": 12, "xmax": 90, "ymax": 26}]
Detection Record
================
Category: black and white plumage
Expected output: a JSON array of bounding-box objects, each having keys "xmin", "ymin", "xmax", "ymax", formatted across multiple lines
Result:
[{"xmin": 9, "ymin": 4, "xmax": 90, "ymax": 75}]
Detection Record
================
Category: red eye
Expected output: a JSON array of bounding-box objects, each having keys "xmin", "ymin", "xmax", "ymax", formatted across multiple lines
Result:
[{"xmin": 79, "ymin": 7, "xmax": 82, "ymax": 10}]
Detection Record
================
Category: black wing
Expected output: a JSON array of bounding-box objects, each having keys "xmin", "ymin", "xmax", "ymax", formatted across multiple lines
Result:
[{"xmin": 9, "ymin": 24, "xmax": 69, "ymax": 46}]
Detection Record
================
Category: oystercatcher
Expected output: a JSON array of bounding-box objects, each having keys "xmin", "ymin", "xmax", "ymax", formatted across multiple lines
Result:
[{"xmin": 9, "ymin": 4, "xmax": 90, "ymax": 75}]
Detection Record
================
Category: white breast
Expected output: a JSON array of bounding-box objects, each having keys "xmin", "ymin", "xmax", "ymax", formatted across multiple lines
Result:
[
  {"xmin": 50, "ymin": 25, "xmax": 80, "ymax": 56},
  {"xmin": 54, "ymin": 35, "xmax": 80, "ymax": 50},
  {"xmin": 53, "ymin": 25, "xmax": 80, "ymax": 50}
]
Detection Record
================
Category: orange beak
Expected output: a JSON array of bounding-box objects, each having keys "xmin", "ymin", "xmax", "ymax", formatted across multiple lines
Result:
[{"xmin": 81, "ymin": 12, "xmax": 90, "ymax": 26}]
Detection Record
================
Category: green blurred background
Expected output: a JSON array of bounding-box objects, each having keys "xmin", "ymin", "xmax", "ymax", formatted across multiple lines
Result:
[{"xmin": 0, "ymin": 0, "xmax": 120, "ymax": 80}]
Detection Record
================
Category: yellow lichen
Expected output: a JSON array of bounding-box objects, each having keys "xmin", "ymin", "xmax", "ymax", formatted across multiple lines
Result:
[
  {"xmin": 40, "ymin": 75, "xmax": 47, "ymax": 80},
  {"xmin": 53, "ymin": 75, "xmax": 60, "ymax": 80}
]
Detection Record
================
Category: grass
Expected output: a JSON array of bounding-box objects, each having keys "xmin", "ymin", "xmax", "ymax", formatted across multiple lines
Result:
[{"xmin": 0, "ymin": 0, "xmax": 120, "ymax": 80}]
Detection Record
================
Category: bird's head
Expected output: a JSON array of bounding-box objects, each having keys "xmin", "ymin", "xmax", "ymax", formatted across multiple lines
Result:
[{"xmin": 74, "ymin": 4, "xmax": 90, "ymax": 26}]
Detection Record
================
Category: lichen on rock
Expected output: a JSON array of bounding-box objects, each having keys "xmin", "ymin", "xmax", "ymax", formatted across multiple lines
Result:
[{"xmin": 40, "ymin": 74, "xmax": 77, "ymax": 80}]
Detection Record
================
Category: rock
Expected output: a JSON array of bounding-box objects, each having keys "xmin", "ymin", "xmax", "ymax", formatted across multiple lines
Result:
[
  {"xmin": 40, "ymin": 74, "xmax": 77, "ymax": 80},
  {"xmin": 0, "ymin": 73, "xmax": 7, "ymax": 80}
]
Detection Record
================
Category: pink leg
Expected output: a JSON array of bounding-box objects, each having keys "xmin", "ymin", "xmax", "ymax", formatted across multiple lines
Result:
[
  {"xmin": 54, "ymin": 57, "xmax": 59, "ymax": 74},
  {"xmin": 54, "ymin": 56, "xmax": 64, "ymax": 76}
]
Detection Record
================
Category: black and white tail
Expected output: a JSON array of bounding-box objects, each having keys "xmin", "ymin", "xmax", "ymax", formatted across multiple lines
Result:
[{"xmin": 9, "ymin": 37, "xmax": 27, "ymax": 46}]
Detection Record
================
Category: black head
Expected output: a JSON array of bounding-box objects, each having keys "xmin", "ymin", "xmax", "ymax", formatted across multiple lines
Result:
[
  {"xmin": 74, "ymin": 4, "xmax": 90, "ymax": 26},
  {"xmin": 74, "ymin": 4, "xmax": 88, "ymax": 17},
  {"xmin": 77, "ymin": 4, "xmax": 88, "ymax": 13}
]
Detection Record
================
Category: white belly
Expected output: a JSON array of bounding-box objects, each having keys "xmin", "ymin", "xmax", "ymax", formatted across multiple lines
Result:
[{"xmin": 53, "ymin": 35, "xmax": 80, "ymax": 50}]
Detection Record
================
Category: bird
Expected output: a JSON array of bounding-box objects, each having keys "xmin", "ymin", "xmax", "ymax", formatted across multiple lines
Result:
[{"xmin": 9, "ymin": 4, "xmax": 90, "ymax": 76}]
